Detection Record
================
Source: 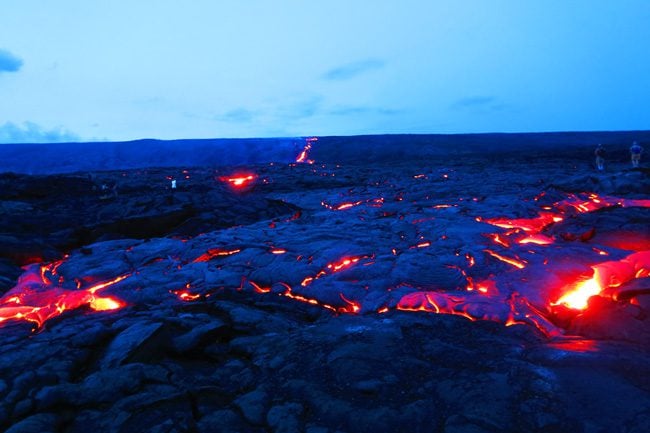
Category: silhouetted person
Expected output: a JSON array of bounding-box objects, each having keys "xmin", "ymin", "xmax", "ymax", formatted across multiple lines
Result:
[
  {"xmin": 594, "ymin": 144, "xmax": 605, "ymax": 171},
  {"xmin": 630, "ymin": 141, "xmax": 643, "ymax": 168}
]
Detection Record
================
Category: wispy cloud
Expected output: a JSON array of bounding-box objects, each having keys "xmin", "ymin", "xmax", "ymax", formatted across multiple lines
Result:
[
  {"xmin": 322, "ymin": 58, "xmax": 385, "ymax": 81},
  {"xmin": 451, "ymin": 96, "xmax": 506, "ymax": 111},
  {"xmin": 328, "ymin": 105, "xmax": 401, "ymax": 116},
  {"xmin": 0, "ymin": 49, "xmax": 23, "ymax": 73},
  {"xmin": 215, "ymin": 108, "xmax": 256, "ymax": 123},
  {"xmin": 0, "ymin": 122, "xmax": 79, "ymax": 143},
  {"xmin": 275, "ymin": 95, "xmax": 324, "ymax": 120}
]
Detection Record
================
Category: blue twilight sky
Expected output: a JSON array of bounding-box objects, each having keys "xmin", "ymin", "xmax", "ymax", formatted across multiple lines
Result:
[{"xmin": 1, "ymin": 0, "xmax": 649, "ymax": 143}]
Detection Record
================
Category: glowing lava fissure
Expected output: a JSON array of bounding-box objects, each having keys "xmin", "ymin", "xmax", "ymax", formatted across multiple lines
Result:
[
  {"xmin": 193, "ymin": 248, "xmax": 242, "ymax": 263},
  {"xmin": 0, "ymin": 263, "xmax": 130, "ymax": 328},
  {"xmin": 484, "ymin": 249, "xmax": 527, "ymax": 269},
  {"xmin": 300, "ymin": 255, "xmax": 374, "ymax": 287},
  {"xmin": 246, "ymin": 279, "xmax": 360, "ymax": 314},
  {"xmin": 321, "ymin": 197, "xmax": 384, "ymax": 211}
]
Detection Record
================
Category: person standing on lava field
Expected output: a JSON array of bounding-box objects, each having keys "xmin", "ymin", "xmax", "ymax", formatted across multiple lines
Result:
[
  {"xmin": 594, "ymin": 144, "xmax": 605, "ymax": 171},
  {"xmin": 630, "ymin": 141, "xmax": 643, "ymax": 168}
]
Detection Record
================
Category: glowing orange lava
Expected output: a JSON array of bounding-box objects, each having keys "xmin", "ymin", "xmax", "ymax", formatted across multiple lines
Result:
[
  {"xmin": 0, "ymin": 266, "xmax": 130, "ymax": 328},
  {"xmin": 552, "ymin": 250, "xmax": 650, "ymax": 310},
  {"xmin": 219, "ymin": 174, "xmax": 256, "ymax": 188},
  {"xmin": 321, "ymin": 200, "xmax": 363, "ymax": 211},
  {"xmin": 484, "ymin": 249, "xmax": 527, "ymax": 269},
  {"xmin": 321, "ymin": 197, "xmax": 383, "ymax": 211},
  {"xmin": 484, "ymin": 193, "xmax": 650, "ymax": 242},
  {"xmin": 518, "ymin": 234, "xmax": 554, "ymax": 245},
  {"xmin": 301, "ymin": 255, "xmax": 372, "ymax": 287},
  {"xmin": 193, "ymin": 248, "xmax": 241, "ymax": 263},
  {"xmin": 296, "ymin": 137, "xmax": 317, "ymax": 164},
  {"xmin": 485, "ymin": 212, "xmax": 561, "ymax": 233},
  {"xmin": 553, "ymin": 277, "xmax": 601, "ymax": 310},
  {"xmin": 90, "ymin": 296, "xmax": 124, "ymax": 311}
]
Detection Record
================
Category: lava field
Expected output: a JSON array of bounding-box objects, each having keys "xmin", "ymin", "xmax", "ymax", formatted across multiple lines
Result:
[{"xmin": 1, "ymin": 136, "xmax": 649, "ymax": 433}]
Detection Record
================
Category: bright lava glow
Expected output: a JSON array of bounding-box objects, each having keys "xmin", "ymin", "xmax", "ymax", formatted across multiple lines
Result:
[
  {"xmin": 0, "ymin": 266, "xmax": 130, "ymax": 328},
  {"xmin": 552, "ymin": 250, "xmax": 650, "ymax": 310},
  {"xmin": 553, "ymin": 278, "xmax": 602, "ymax": 310},
  {"xmin": 193, "ymin": 248, "xmax": 241, "ymax": 263},
  {"xmin": 219, "ymin": 174, "xmax": 256, "ymax": 188},
  {"xmin": 296, "ymin": 137, "xmax": 317, "ymax": 164},
  {"xmin": 90, "ymin": 296, "xmax": 124, "ymax": 311}
]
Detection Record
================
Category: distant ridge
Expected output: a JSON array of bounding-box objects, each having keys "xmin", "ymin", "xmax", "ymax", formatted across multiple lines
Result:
[{"xmin": 1, "ymin": 131, "xmax": 648, "ymax": 174}]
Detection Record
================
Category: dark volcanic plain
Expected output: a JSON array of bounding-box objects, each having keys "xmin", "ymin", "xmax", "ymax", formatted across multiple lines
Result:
[{"xmin": 1, "ymin": 133, "xmax": 649, "ymax": 433}]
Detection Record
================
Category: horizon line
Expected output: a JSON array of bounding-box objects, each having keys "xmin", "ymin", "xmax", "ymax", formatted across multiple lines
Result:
[{"xmin": 2, "ymin": 128, "xmax": 650, "ymax": 146}]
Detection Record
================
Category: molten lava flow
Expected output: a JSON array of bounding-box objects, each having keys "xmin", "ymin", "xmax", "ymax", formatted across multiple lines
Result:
[
  {"xmin": 219, "ymin": 174, "xmax": 256, "ymax": 188},
  {"xmin": 396, "ymin": 287, "xmax": 561, "ymax": 337},
  {"xmin": 397, "ymin": 292, "xmax": 486, "ymax": 322},
  {"xmin": 300, "ymin": 255, "xmax": 372, "ymax": 287},
  {"xmin": 489, "ymin": 234, "xmax": 511, "ymax": 247},
  {"xmin": 322, "ymin": 200, "xmax": 363, "ymax": 211},
  {"xmin": 339, "ymin": 293, "xmax": 361, "ymax": 313},
  {"xmin": 249, "ymin": 281, "xmax": 271, "ymax": 294},
  {"xmin": 321, "ymin": 197, "xmax": 383, "ymax": 211},
  {"xmin": 553, "ymin": 277, "xmax": 601, "ymax": 310},
  {"xmin": 485, "ymin": 193, "xmax": 650, "ymax": 241},
  {"xmin": 518, "ymin": 234, "xmax": 554, "ymax": 245},
  {"xmin": 171, "ymin": 283, "xmax": 202, "ymax": 301},
  {"xmin": 552, "ymin": 250, "xmax": 650, "ymax": 310},
  {"xmin": 90, "ymin": 297, "xmax": 124, "ymax": 311},
  {"xmin": 484, "ymin": 250, "xmax": 527, "ymax": 269},
  {"xmin": 485, "ymin": 212, "xmax": 562, "ymax": 233},
  {"xmin": 296, "ymin": 144, "xmax": 312, "ymax": 163},
  {"xmin": 296, "ymin": 137, "xmax": 317, "ymax": 164},
  {"xmin": 328, "ymin": 257, "xmax": 362, "ymax": 271},
  {"xmin": 0, "ymin": 265, "xmax": 130, "ymax": 328},
  {"xmin": 505, "ymin": 295, "xmax": 563, "ymax": 337},
  {"xmin": 193, "ymin": 248, "xmax": 241, "ymax": 263},
  {"xmin": 246, "ymin": 280, "xmax": 362, "ymax": 315},
  {"xmin": 87, "ymin": 274, "xmax": 130, "ymax": 294}
]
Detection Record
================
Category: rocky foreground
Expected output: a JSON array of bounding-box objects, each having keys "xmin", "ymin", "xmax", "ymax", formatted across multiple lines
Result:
[{"xmin": 1, "ymin": 148, "xmax": 649, "ymax": 433}]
